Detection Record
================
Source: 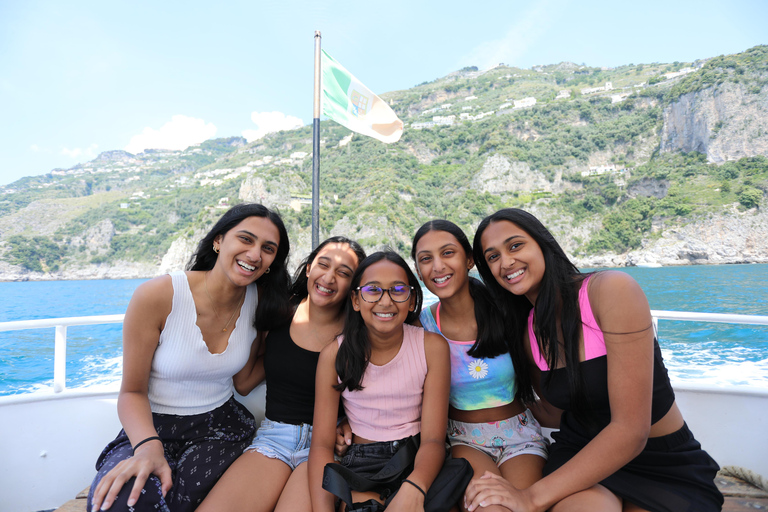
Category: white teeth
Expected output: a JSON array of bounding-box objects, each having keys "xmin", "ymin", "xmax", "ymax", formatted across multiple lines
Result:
[
  {"xmin": 374, "ymin": 312, "xmax": 395, "ymax": 318},
  {"xmin": 433, "ymin": 275, "xmax": 451, "ymax": 284},
  {"xmin": 238, "ymin": 261, "xmax": 256, "ymax": 272},
  {"xmin": 317, "ymin": 284, "xmax": 333, "ymax": 294},
  {"xmin": 506, "ymin": 269, "xmax": 524, "ymax": 280}
]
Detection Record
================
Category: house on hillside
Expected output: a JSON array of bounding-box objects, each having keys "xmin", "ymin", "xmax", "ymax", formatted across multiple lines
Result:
[
  {"xmin": 514, "ymin": 97, "xmax": 537, "ymax": 109},
  {"xmin": 664, "ymin": 67, "xmax": 695, "ymax": 80},
  {"xmin": 581, "ymin": 82, "xmax": 613, "ymax": 95},
  {"xmin": 289, "ymin": 194, "xmax": 312, "ymax": 212}
]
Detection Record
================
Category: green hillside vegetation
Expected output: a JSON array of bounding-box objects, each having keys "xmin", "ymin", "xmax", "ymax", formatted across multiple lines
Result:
[{"xmin": 1, "ymin": 46, "xmax": 766, "ymax": 272}]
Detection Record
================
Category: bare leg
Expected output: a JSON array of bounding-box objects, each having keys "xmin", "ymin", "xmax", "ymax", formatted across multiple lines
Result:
[
  {"xmin": 498, "ymin": 454, "xmax": 546, "ymax": 490},
  {"xmin": 274, "ymin": 462, "xmax": 312, "ymax": 512},
  {"xmin": 550, "ymin": 484, "xmax": 622, "ymax": 512},
  {"xmin": 197, "ymin": 450, "xmax": 292, "ymax": 512},
  {"xmin": 453, "ymin": 445, "xmax": 508, "ymax": 512}
]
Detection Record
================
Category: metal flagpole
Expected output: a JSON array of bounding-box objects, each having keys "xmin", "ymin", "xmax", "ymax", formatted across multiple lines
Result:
[{"xmin": 311, "ymin": 31, "xmax": 321, "ymax": 250}]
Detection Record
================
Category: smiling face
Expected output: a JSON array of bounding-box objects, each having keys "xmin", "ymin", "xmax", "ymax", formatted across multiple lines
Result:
[
  {"xmin": 306, "ymin": 242, "xmax": 360, "ymax": 309},
  {"xmin": 213, "ymin": 216, "xmax": 280, "ymax": 287},
  {"xmin": 414, "ymin": 229, "xmax": 474, "ymax": 300},
  {"xmin": 352, "ymin": 259, "xmax": 415, "ymax": 340},
  {"xmin": 480, "ymin": 220, "xmax": 545, "ymax": 304}
]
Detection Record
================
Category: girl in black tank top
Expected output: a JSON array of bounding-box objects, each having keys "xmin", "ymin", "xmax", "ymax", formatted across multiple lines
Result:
[{"xmin": 199, "ymin": 237, "xmax": 365, "ymax": 512}]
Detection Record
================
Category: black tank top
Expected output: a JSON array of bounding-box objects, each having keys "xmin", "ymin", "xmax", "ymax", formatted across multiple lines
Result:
[{"xmin": 264, "ymin": 322, "xmax": 321, "ymax": 425}]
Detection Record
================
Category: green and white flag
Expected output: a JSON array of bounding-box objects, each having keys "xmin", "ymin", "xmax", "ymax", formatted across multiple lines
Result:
[{"xmin": 321, "ymin": 50, "xmax": 403, "ymax": 144}]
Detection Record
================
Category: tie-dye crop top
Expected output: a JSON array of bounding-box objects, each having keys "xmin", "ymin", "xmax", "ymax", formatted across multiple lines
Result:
[{"xmin": 420, "ymin": 303, "xmax": 516, "ymax": 411}]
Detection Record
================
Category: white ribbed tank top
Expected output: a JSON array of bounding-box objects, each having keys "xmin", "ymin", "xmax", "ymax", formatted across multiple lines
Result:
[{"xmin": 147, "ymin": 270, "xmax": 258, "ymax": 415}]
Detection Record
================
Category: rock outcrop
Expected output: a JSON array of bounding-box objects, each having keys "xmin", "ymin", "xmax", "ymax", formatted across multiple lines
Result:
[
  {"xmin": 573, "ymin": 207, "xmax": 768, "ymax": 267},
  {"xmin": 660, "ymin": 83, "xmax": 768, "ymax": 163},
  {"xmin": 471, "ymin": 154, "xmax": 568, "ymax": 196}
]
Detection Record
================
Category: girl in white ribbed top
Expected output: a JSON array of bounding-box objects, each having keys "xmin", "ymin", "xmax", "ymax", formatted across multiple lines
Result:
[{"xmin": 88, "ymin": 204, "xmax": 293, "ymax": 512}]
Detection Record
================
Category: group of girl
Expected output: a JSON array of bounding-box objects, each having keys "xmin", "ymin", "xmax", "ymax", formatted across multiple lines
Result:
[{"xmin": 88, "ymin": 202, "xmax": 723, "ymax": 512}]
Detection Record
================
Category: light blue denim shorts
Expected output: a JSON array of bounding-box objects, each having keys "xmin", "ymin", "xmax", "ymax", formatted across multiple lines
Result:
[
  {"xmin": 244, "ymin": 418, "xmax": 313, "ymax": 470},
  {"xmin": 447, "ymin": 408, "xmax": 549, "ymax": 466}
]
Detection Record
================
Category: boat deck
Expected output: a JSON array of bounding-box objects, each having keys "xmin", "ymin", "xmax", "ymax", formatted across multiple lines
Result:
[{"xmin": 51, "ymin": 475, "xmax": 768, "ymax": 511}]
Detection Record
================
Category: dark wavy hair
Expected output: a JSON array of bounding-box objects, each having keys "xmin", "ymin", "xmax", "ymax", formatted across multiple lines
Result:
[
  {"xmin": 187, "ymin": 203, "xmax": 292, "ymax": 331},
  {"xmin": 289, "ymin": 236, "xmax": 367, "ymax": 307},
  {"xmin": 335, "ymin": 251, "xmax": 423, "ymax": 392},
  {"xmin": 411, "ymin": 220, "xmax": 511, "ymax": 360},
  {"xmin": 473, "ymin": 209, "xmax": 589, "ymax": 410}
]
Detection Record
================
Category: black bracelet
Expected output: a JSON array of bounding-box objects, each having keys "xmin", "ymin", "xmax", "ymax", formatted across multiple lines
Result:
[
  {"xmin": 403, "ymin": 479, "xmax": 427, "ymax": 498},
  {"xmin": 132, "ymin": 436, "xmax": 162, "ymax": 455}
]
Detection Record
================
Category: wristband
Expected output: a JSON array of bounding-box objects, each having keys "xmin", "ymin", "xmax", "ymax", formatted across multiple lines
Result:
[
  {"xmin": 403, "ymin": 479, "xmax": 427, "ymax": 498},
  {"xmin": 132, "ymin": 436, "xmax": 162, "ymax": 455}
]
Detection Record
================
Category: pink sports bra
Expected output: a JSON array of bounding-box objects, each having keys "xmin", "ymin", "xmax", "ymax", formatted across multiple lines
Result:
[{"xmin": 528, "ymin": 275, "xmax": 606, "ymax": 371}]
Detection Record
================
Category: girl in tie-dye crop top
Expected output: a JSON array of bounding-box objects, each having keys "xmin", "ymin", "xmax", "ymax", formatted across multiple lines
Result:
[
  {"xmin": 411, "ymin": 220, "xmax": 548, "ymax": 493},
  {"xmin": 419, "ymin": 303, "xmax": 516, "ymax": 410}
]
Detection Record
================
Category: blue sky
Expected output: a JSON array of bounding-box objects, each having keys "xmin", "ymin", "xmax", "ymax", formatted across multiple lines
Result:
[{"xmin": 1, "ymin": 0, "xmax": 766, "ymax": 186}]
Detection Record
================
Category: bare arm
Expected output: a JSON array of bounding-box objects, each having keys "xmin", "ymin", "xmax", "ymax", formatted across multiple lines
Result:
[
  {"xmin": 92, "ymin": 276, "xmax": 174, "ymax": 511},
  {"xmin": 467, "ymin": 271, "xmax": 655, "ymax": 512},
  {"xmin": 386, "ymin": 331, "xmax": 450, "ymax": 512},
  {"xmin": 309, "ymin": 342, "xmax": 343, "ymax": 512},
  {"xmin": 233, "ymin": 330, "xmax": 267, "ymax": 396}
]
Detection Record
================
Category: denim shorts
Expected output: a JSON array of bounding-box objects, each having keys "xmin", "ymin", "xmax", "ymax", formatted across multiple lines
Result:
[
  {"xmin": 339, "ymin": 436, "xmax": 415, "ymax": 479},
  {"xmin": 447, "ymin": 408, "xmax": 549, "ymax": 466},
  {"xmin": 245, "ymin": 418, "xmax": 312, "ymax": 470}
]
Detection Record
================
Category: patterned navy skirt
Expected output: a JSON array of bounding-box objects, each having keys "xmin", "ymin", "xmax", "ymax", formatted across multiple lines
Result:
[{"xmin": 87, "ymin": 396, "xmax": 255, "ymax": 512}]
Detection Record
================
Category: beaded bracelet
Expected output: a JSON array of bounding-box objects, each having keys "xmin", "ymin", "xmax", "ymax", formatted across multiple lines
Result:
[
  {"xmin": 403, "ymin": 479, "xmax": 427, "ymax": 498},
  {"xmin": 132, "ymin": 436, "xmax": 162, "ymax": 455}
]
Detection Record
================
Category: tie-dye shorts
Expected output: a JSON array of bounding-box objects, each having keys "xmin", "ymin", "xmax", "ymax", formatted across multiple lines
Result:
[{"xmin": 447, "ymin": 408, "xmax": 549, "ymax": 466}]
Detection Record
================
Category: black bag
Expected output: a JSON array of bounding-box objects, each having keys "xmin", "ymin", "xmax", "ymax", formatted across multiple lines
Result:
[{"xmin": 322, "ymin": 436, "xmax": 473, "ymax": 512}]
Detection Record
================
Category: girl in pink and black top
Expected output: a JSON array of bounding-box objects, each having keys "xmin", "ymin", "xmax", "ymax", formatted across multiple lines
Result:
[
  {"xmin": 468, "ymin": 209, "xmax": 723, "ymax": 512},
  {"xmin": 309, "ymin": 251, "xmax": 451, "ymax": 512}
]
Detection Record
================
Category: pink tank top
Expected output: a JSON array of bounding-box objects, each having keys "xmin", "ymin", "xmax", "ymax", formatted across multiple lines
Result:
[
  {"xmin": 339, "ymin": 324, "xmax": 428, "ymax": 441},
  {"xmin": 528, "ymin": 275, "xmax": 606, "ymax": 371}
]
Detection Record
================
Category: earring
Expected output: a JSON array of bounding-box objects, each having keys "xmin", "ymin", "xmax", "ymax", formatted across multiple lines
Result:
[
  {"xmin": 213, "ymin": 244, "xmax": 220, "ymax": 254},
  {"xmin": 264, "ymin": 267, "xmax": 270, "ymax": 274}
]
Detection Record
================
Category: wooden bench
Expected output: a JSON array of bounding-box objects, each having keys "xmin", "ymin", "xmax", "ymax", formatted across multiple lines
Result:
[{"xmin": 54, "ymin": 475, "xmax": 768, "ymax": 512}]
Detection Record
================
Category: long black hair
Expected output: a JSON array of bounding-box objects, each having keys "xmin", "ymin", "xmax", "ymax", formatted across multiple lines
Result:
[
  {"xmin": 289, "ymin": 236, "xmax": 367, "ymax": 307},
  {"xmin": 411, "ymin": 220, "xmax": 510, "ymax": 360},
  {"xmin": 187, "ymin": 203, "xmax": 292, "ymax": 331},
  {"xmin": 473, "ymin": 209, "xmax": 588, "ymax": 410},
  {"xmin": 335, "ymin": 251, "xmax": 423, "ymax": 392}
]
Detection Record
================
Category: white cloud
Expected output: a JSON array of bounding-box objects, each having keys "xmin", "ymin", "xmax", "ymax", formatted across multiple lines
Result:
[
  {"xmin": 465, "ymin": 0, "xmax": 565, "ymax": 70},
  {"xmin": 61, "ymin": 143, "xmax": 98, "ymax": 160},
  {"xmin": 30, "ymin": 144, "xmax": 41, "ymax": 152},
  {"xmin": 125, "ymin": 115, "xmax": 217, "ymax": 154},
  {"xmin": 242, "ymin": 111, "xmax": 304, "ymax": 143}
]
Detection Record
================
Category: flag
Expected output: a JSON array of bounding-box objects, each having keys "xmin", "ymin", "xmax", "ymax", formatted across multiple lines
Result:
[{"xmin": 321, "ymin": 50, "xmax": 403, "ymax": 144}]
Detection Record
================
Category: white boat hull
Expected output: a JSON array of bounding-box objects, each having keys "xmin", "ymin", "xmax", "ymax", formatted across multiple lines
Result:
[{"xmin": 1, "ymin": 382, "xmax": 765, "ymax": 512}]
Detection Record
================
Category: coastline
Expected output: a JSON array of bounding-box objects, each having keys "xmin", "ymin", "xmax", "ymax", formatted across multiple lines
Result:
[
  {"xmin": 2, "ymin": 208, "xmax": 766, "ymax": 282},
  {"xmin": 2, "ymin": 254, "xmax": 766, "ymax": 282}
]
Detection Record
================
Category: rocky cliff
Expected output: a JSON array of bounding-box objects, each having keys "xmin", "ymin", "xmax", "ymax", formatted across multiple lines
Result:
[{"xmin": 660, "ymin": 82, "xmax": 768, "ymax": 163}]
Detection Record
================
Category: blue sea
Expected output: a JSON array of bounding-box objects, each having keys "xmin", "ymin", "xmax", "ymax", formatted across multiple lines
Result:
[{"xmin": 1, "ymin": 264, "xmax": 767, "ymax": 395}]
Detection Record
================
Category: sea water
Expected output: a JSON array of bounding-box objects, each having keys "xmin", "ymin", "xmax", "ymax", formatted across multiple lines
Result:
[{"xmin": 1, "ymin": 264, "xmax": 767, "ymax": 395}]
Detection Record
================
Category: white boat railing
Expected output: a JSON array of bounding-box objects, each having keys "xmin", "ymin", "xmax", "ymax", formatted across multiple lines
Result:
[
  {"xmin": 0, "ymin": 310, "xmax": 767, "ymax": 395},
  {"xmin": 0, "ymin": 314, "xmax": 124, "ymax": 393}
]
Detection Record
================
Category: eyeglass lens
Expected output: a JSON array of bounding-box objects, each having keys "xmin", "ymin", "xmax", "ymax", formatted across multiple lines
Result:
[{"xmin": 359, "ymin": 285, "xmax": 412, "ymax": 302}]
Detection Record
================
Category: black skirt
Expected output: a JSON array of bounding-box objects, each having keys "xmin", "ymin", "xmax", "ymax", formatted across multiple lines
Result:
[{"xmin": 545, "ymin": 420, "xmax": 724, "ymax": 512}]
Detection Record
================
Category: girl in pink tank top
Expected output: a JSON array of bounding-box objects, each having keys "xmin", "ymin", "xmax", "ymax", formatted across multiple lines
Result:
[{"xmin": 308, "ymin": 251, "xmax": 452, "ymax": 512}]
